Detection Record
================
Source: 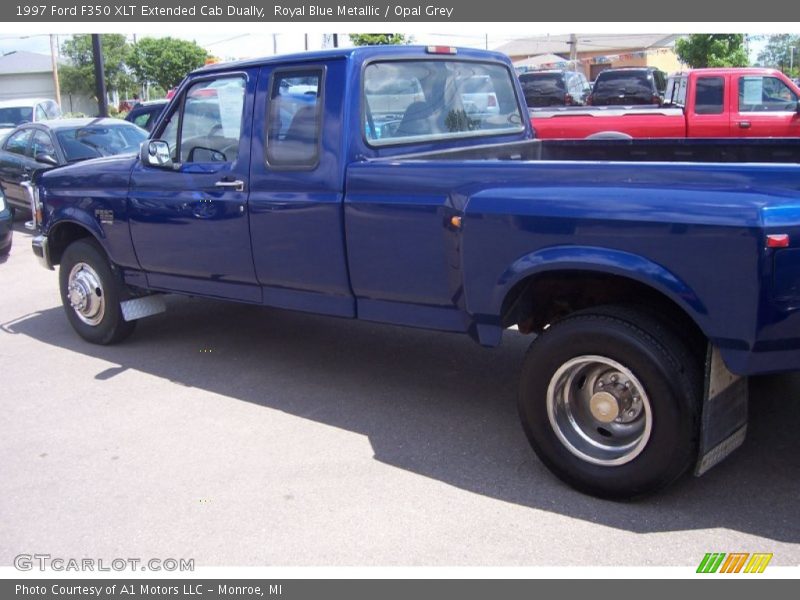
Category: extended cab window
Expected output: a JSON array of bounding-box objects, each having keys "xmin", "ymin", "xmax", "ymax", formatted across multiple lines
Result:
[
  {"xmin": 364, "ymin": 60, "xmax": 524, "ymax": 145},
  {"xmin": 161, "ymin": 75, "xmax": 246, "ymax": 164},
  {"xmin": 265, "ymin": 69, "xmax": 322, "ymax": 168},
  {"xmin": 694, "ymin": 77, "xmax": 724, "ymax": 115},
  {"xmin": 739, "ymin": 76, "xmax": 798, "ymax": 112}
]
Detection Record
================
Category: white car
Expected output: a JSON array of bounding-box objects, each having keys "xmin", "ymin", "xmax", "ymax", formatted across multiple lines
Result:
[{"xmin": 0, "ymin": 98, "xmax": 61, "ymax": 142}]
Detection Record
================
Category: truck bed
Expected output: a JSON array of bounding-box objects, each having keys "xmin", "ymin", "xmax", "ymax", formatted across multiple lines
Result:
[{"xmin": 382, "ymin": 138, "xmax": 800, "ymax": 164}]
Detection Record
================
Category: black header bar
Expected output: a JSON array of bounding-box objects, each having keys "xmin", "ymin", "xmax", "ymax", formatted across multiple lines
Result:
[{"xmin": 3, "ymin": 0, "xmax": 800, "ymax": 22}]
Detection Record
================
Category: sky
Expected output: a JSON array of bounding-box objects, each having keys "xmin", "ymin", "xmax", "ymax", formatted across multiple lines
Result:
[
  {"xmin": 0, "ymin": 32, "xmax": 508, "ymax": 61},
  {"xmin": 0, "ymin": 32, "xmax": 771, "ymax": 64}
]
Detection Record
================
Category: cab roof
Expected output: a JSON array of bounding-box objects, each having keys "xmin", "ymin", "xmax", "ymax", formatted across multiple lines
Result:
[{"xmin": 192, "ymin": 45, "xmax": 512, "ymax": 76}]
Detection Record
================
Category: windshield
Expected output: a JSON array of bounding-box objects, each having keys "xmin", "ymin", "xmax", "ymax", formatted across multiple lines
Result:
[
  {"xmin": 56, "ymin": 124, "xmax": 148, "ymax": 162},
  {"xmin": 364, "ymin": 59, "xmax": 525, "ymax": 145},
  {"xmin": 0, "ymin": 106, "xmax": 33, "ymax": 128}
]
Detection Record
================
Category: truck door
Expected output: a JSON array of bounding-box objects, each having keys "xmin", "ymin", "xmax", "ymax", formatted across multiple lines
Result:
[
  {"xmin": 686, "ymin": 75, "xmax": 730, "ymax": 137},
  {"xmin": 128, "ymin": 69, "xmax": 261, "ymax": 302},
  {"xmin": 731, "ymin": 73, "xmax": 800, "ymax": 137},
  {"xmin": 247, "ymin": 60, "xmax": 354, "ymax": 317}
]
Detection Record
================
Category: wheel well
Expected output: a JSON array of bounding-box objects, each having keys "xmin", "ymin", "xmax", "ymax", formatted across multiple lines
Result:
[
  {"xmin": 48, "ymin": 222, "xmax": 94, "ymax": 265},
  {"xmin": 501, "ymin": 270, "xmax": 706, "ymax": 355}
]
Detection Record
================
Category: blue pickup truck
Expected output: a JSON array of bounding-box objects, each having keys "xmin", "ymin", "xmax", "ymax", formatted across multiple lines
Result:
[{"xmin": 26, "ymin": 45, "xmax": 800, "ymax": 499}]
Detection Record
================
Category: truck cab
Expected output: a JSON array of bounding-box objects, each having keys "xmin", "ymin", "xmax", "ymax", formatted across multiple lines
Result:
[{"xmin": 665, "ymin": 67, "xmax": 800, "ymax": 137}]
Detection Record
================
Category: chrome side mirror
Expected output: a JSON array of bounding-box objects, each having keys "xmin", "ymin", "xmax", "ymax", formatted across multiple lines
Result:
[{"xmin": 140, "ymin": 140, "xmax": 173, "ymax": 168}]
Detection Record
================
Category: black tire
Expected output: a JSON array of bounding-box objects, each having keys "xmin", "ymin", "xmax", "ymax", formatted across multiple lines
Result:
[
  {"xmin": 59, "ymin": 238, "xmax": 136, "ymax": 345},
  {"xmin": 518, "ymin": 305, "xmax": 702, "ymax": 499}
]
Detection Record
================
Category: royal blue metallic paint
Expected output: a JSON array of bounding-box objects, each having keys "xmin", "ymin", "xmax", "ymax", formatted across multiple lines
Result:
[{"xmin": 33, "ymin": 45, "xmax": 800, "ymax": 376}]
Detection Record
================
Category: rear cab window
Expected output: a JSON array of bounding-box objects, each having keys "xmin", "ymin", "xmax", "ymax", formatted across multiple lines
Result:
[
  {"xmin": 265, "ymin": 68, "xmax": 323, "ymax": 168},
  {"xmin": 363, "ymin": 59, "xmax": 525, "ymax": 145},
  {"xmin": 694, "ymin": 76, "xmax": 725, "ymax": 114}
]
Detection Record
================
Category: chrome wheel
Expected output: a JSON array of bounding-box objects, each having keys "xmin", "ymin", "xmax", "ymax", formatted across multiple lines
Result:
[
  {"xmin": 67, "ymin": 262, "xmax": 105, "ymax": 326},
  {"xmin": 546, "ymin": 355, "xmax": 652, "ymax": 466}
]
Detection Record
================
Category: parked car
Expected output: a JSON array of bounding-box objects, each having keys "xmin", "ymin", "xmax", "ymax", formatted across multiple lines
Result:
[
  {"xmin": 519, "ymin": 70, "xmax": 592, "ymax": 107},
  {"xmin": 460, "ymin": 75, "xmax": 500, "ymax": 116},
  {"xmin": 0, "ymin": 98, "xmax": 61, "ymax": 142},
  {"xmin": 532, "ymin": 67, "xmax": 800, "ymax": 139},
  {"xmin": 0, "ymin": 118, "xmax": 147, "ymax": 214},
  {"xmin": 27, "ymin": 45, "xmax": 800, "ymax": 500},
  {"xmin": 125, "ymin": 100, "xmax": 169, "ymax": 132},
  {"xmin": 587, "ymin": 67, "xmax": 667, "ymax": 106},
  {"xmin": 0, "ymin": 185, "xmax": 11, "ymax": 258}
]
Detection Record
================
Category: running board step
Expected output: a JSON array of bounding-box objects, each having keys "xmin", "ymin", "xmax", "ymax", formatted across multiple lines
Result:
[{"xmin": 121, "ymin": 295, "xmax": 167, "ymax": 322}]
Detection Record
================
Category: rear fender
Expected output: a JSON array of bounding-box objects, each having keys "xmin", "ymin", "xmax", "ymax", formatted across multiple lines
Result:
[{"xmin": 471, "ymin": 245, "xmax": 708, "ymax": 347}]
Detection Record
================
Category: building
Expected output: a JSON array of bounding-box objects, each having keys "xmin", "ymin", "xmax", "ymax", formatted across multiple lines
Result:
[
  {"xmin": 0, "ymin": 50, "xmax": 94, "ymax": 115},
  {"xmin": 496, "ymin": 34, "xmax": 684, "ymax": 80}
]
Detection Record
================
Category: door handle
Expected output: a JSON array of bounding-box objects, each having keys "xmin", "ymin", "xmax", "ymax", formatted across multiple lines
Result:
[
  {"xmin": 738, "ymin": 121, "xmax": 751, "ymax": 129},
  {"xmin": 214, "ymin": 179, "xmax": 245, "ymax": 192}
]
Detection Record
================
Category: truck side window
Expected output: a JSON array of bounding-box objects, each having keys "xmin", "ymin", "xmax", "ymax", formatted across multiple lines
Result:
[
  {"xmin": 694, "ymin": 77, "xmax": 724, "ymax": 115},
  {"xmin": 739, "ymin": 76, "xmax": 798, "ymax": 112},
  {"xmin": 178, "ymin": 76, "xmax": 246, "ymax": 163},
  {"xmin": 266, "ymin": 69, "xmax": 322, "ymax": 168}
]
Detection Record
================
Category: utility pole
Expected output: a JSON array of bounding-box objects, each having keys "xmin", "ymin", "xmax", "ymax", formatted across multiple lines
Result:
[
  {"xmin": 568, "ymin": 33, "xmax": 578, "ymax": 71},
  {"xmin": 49, "ymin": 34, "xmax": 61, "ymax": 106},
  {"xmin": 91, "ymin": 34, "xmax": 108, "ymax": 117},
  {"xmin": 333, "ymin": 33, "xmax": 339, "ymax": 48},
  {"xmin": 272, "ymin": 33, "xmax": 277, "ymax": 55}
]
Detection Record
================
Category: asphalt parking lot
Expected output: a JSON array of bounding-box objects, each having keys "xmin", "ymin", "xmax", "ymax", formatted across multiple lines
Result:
[{"xmin": 1, "ymin": 220, "xmax": 799, "ymax": 568}]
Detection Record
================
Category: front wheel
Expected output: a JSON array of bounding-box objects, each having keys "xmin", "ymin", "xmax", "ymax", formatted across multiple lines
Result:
[
  {"xmin": 59, "ymin": 238, "xmax": 136, "ymax": 345},
  {"xmin": 518, "ymin": 306, "xmax": 701, "ymax": 499}
]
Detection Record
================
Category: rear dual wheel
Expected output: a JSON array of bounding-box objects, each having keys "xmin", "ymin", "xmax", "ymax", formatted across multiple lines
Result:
[{"xmin": 518, "ymin": 306, "xmax": 702, "ymax": 499}]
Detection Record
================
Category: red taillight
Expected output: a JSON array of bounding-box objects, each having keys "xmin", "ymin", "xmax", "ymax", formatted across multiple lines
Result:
[
  {"xmin": 565, "ymin": 93, "xmax": 574, "ymax": 105},
  {"xmin": 767, "ymin": 234, "xmax": 790, "ymax": 248},
  {"xmin": 488, "ymin": 94, "xmax": 497, "ymax": 108}
]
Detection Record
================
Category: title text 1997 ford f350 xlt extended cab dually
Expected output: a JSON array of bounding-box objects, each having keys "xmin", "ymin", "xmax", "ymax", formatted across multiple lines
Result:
[{"xmin": 25, "ymin": 45, "xmax": 800, "ymax": 499}]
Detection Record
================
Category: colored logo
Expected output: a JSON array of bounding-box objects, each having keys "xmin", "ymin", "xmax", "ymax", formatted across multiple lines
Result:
[{"xmin": 697, "ymin": 552, "xmax": 773, "ymax": 573}]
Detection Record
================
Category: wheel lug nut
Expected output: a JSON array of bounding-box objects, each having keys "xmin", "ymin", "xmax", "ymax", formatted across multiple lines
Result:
[
  {"xmin": 610, "ymin": 375, "xmax": 617, "ymax": 383},
  {"xmin": 624, "ymin": 381, "xmax": 631, "ymax": 389}
]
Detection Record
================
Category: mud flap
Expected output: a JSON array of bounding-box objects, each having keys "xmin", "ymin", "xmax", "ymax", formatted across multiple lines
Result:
[{"xmin": 694, "ymin": 345, "xmax": 748, "ymax": 476}]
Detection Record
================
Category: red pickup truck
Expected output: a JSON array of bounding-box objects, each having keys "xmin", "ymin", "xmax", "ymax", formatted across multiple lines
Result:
[{"xmin": 532, "ymin": 68, "xmax": 800, "ymax": 139}]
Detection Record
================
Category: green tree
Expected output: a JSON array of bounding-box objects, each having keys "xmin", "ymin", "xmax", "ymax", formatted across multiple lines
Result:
[
  {"xmin": 59, "ymin": 34, "xmax": 134, "ymax": 97},
  {"xmin": 674, "ymin": 34, "xmax": 749, "ymax": 68},
  {"xmin": 756, "ymin": 34, "xmax": 800, "ymax": 76},
  {"xmin": 348, "ymin": 34, "xmax": 410, "ymax": 46},
  {"xmin": 129, "ymin": 37, "xmax": 208, "ymax": 92}
]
